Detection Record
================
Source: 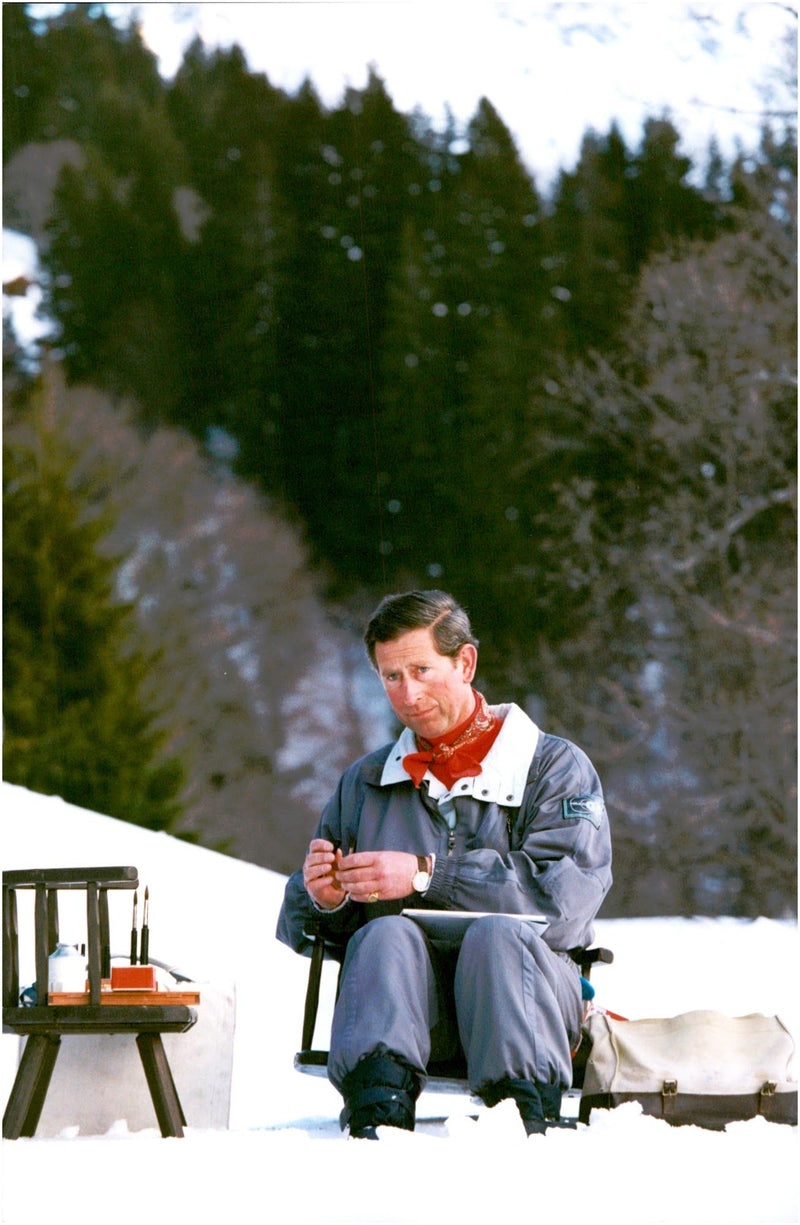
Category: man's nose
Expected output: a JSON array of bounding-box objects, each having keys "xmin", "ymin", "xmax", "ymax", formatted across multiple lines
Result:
[{"xmin": 400, "ymin": 677, "xmax": 424, "ymax": 705}]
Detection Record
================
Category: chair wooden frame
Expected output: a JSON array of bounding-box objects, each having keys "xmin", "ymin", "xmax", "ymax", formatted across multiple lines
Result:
[
  {"xmin": 295, "ymin": 917, "xmax": 614, "ymax": 1094},
  {"xmin": 3, "ymin": 866, "xmax": 198, "ymax": 1139}
]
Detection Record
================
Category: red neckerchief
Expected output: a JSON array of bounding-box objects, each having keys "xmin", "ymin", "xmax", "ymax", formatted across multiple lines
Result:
[{"xmin": 402, "ymin": 690, "xmax": 503, "ymax": 789}]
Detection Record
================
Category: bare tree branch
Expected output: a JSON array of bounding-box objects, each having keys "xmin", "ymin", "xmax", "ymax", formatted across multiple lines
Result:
[
  {"xmin": 685, "ymin": 592, "xmax": 781, "ymax": 647},
  {"xmin": 672, "ymin": 485, "xmax": 796, "ymax": 573}
]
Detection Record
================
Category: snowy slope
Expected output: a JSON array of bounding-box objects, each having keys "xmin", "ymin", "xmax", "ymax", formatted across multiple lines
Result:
[{"xmin": 1, "ymin": 782, "xmax": 797, "ymax": 1225}]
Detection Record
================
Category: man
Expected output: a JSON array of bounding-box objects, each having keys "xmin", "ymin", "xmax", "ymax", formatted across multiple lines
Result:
[{"xmin": 277, "ymin": 590, "xmax": 612, "ymax": 1138}]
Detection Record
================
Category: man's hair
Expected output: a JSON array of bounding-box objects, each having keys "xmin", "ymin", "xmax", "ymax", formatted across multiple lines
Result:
[{"xmin": 364, "ymin": 590, "xmax": 479, "ymax": 668}]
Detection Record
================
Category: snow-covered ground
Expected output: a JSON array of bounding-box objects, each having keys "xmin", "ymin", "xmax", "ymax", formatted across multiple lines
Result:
[{"xmin": 1, "ymin": 782, "xmax": 797, "ymax": 1225}]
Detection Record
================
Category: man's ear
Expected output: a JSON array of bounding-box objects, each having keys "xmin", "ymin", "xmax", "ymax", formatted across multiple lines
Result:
[{"xmin": 459, "ymin": 643, "xmax": 478, "ymax": 683}]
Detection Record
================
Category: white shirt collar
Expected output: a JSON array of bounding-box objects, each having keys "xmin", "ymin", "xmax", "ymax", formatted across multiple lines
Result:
[{"xmin": 379, "ymin": 702, "xmax": 539, "ymax": 808}]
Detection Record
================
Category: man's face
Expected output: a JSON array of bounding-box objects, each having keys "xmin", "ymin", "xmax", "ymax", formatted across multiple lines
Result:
[{"xmin": 374, "ymin": 626, "xmax": 477, "ymax": 740}]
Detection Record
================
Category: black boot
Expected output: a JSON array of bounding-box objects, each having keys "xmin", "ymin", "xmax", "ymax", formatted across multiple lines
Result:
[
  {"xmin": 340, "ymin": 1052, "xmax": 421, "ymax": 1139},
  {"xmin": 481, "ymin": 1077, "xmax": 578, "ymax": 1135}
]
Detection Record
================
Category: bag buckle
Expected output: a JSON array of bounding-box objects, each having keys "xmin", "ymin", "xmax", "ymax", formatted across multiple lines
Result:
[{"xmin": 661, "ymin": 1079, "xmax": 678, "ymax": 1115}]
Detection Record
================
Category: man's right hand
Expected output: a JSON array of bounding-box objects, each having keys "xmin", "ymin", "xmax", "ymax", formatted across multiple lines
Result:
[{"xmin": 303, "ymin": 838, "xmax": 346, "ymax": 910}]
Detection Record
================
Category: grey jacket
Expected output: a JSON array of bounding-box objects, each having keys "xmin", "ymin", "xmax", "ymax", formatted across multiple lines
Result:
[{"xmin": 276, "ymin": 703, "xmax": 612, "ymax": 956}]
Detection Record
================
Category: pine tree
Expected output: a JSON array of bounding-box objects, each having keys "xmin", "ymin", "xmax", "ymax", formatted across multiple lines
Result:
[
  {"xmin": 7, "ymin": 5, "xmax": 190, "ymax": 418},
  {"xmin": 371, "ymin": 98, "xmax": 548, "ymax": 600},
  {"xmin": 627, "ymin": 116, "xmax": 717, "ymax": 264},
  {"xmin": 546, "ymin": 119, "xmax": 719, "ymax": 353},
  {"xmin": 3, "ymin": 374, "xmax": 184, "ymax": 830},
  {"xmin": 2, "ymin": 3, "xmax": 45, "ymax": 162},
  {"xmin": 43, "ymin": 143, "xmax": 188, "ymax": 417},
  {"xmin": 545, "ymin": 124, "xmax": 635, "ymax": 351},
  {"xmin": 167, "ymin": 39, "xmax": 285, "ymax": 450},
  {"xmin": 267, "ymin": 72, "xmax": 419, "ymax": 577}
]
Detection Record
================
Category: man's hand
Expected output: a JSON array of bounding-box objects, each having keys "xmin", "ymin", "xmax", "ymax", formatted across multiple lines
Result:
[
  {"xmin": 335, "ymin": 850, "xmax": 419, "ymax": 904},
  {"xmin": 303, "ymin": 839, "xmax": 346, "ymax": 911}
]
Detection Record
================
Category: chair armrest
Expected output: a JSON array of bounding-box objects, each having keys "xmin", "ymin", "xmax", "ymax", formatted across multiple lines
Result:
[
  {"xmin": 302, "ymin": 918, "xmax": 349, "ymax": 960},
  {"xmin": 568, "ymin": 946, "xmax": 614, "ymax": 979}
]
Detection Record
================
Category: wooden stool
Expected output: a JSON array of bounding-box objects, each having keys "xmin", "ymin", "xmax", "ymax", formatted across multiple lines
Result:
[{"xmin": 3, "ymin": 867, "xmax": 197, "ymax": 1138}]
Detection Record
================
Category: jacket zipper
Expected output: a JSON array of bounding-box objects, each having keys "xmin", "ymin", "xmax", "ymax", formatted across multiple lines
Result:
[{"xmin": 420, "ymin": 781, "xmax": 457, "ymax": 859}]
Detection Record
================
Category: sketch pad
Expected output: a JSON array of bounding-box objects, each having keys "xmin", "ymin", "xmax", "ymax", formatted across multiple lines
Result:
[{"xmin": 402, "ymin": 910, "xmax": 549, "ymax": 941}]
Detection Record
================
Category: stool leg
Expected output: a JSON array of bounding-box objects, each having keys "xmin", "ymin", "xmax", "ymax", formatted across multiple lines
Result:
[
  {"xmin": 3, "ymin": 1033, "xmax": 61, "ymax": 1139},
  {"xmin": 136, "ymin": 1033, "xmax": 186, "ymax": 1137},
  {"xmin": 162, "ymin": 1047, "xmax": 187, "ymax": 1127},
  {"xmin": 140, "ymin": 1036, "xmax": 187, "ymax": 1127}
]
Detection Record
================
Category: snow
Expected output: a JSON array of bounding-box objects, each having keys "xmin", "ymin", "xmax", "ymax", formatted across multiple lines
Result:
[
  {"xmin": 2, "ymin": 781, "xmax": 797, "ymax": 1225},
  {"xmin": 2, "ymin": 229, "xmax": 54, "ymax": 361}
]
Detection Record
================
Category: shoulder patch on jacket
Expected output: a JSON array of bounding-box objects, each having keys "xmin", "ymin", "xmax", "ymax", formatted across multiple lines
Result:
[{"xmin": 562, "ymin": 795, "xmax": 605, "ymax": 829}]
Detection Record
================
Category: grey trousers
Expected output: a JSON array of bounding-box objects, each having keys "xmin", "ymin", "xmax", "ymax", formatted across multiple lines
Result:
[{"xmin": 328, "ymin": 914, "xmax": 583, "ymax": 1096}]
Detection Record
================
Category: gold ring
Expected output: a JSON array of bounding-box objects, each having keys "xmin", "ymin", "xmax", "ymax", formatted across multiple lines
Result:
[{"xmin": 368, "ymin": 891, "xmax": 380, "ymax": 903}]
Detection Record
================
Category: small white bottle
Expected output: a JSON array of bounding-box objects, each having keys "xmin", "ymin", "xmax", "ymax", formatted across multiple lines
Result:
[{"xmin": 48, "ymin": 943, "xmax": 87, "ymax": 994}]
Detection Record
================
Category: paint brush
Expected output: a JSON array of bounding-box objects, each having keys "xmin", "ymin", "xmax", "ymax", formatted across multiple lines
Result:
[
  {"xmin": 139, "ymin": 886, "xmax": 150, "ymax": 965},
  {"xmin": 130, "ymin": 890, "xmax": 138, "ymax": 965}
]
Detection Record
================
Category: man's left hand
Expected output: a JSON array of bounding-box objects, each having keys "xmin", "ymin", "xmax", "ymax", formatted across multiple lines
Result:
[{"xmin": 335, "ymin": 850, "xmax": 419, "ymax": 903}]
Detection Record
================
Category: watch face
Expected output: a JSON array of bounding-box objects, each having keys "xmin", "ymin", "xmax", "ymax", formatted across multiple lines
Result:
[{"xmin": 413, "ymin": 871, "xmax": 430, "ymax": 892}]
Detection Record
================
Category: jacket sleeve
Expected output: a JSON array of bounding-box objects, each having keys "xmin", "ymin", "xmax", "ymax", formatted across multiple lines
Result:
[
  {"xmin": 423, "ymin": 735, "xmax": 612, "ymax": 951},
  {"xmin": 275, "ymin": 765, "xmax": 366, "ymax": 956}
]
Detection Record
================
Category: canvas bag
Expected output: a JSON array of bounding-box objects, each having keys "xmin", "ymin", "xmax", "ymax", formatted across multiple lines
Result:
[{"xmin": 579, "ymin": 1009, "xmax": 797, "ymax": 1129}]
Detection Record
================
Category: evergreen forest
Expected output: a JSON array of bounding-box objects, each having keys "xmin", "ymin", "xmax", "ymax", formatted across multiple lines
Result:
[{"xmin": 3, "ymin": 4, "xmax": 796, "ymax": 916}]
